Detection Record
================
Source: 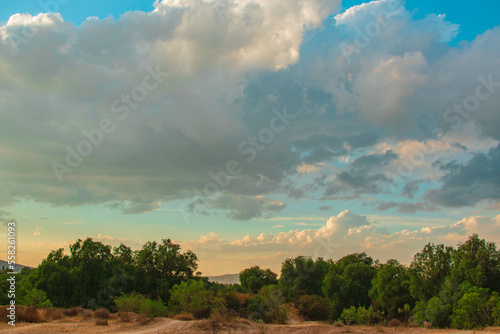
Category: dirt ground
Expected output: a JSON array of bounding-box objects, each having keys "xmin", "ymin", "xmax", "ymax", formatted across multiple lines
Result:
[{"xmin": 1, "ymin": 317, "xmax": 499, "ymax": 334}]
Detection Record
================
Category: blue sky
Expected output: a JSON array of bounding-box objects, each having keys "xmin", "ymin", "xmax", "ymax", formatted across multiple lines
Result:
[
  {"xmin": 1, "ymin": 0, "xmax": 498, "ymax": 42},
  {"xmin": 0, "ymin": 0, "xmax": 499, "ymax": 275}
]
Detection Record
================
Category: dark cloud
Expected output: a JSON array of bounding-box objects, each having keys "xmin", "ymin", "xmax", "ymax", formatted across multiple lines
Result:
[
  {"xmin": 401, "ymin": 180, "xmax": 422, "ymax": 199},
  {"xmin": 209, "ymin": 195, "xmax": 287, "ymax": 220},
  {"xmin": 425, "ymin": 144, "xmax": 500, "ymax": 207},
  {"xmin": 319, "ymin": 205, "xmax": 333, "ymax": 211},
  {"xmin": 375, "ymin": 201, "xmax": 438, "ymax": 214}
]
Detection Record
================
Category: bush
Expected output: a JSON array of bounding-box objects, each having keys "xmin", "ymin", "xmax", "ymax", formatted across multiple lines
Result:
[
  {"xmin": 114, "ymin": 292, "xmax": 167, "ymax": 317},
  {"xmin": 451, "ymin": 291, "xmax": 490, "ymax": 329},
  {"xmin": 95, "ymin": 308, "xmax": 110, "ymax": 319},
  {"xmin": 0, "ymin": 306, "xmax": 8, "ymax": 323},
  {"xmin": 356, "ymin": 306, "xmax": 384, "ymax": 325},
  {"xmin": 296, "ymin": 295, "xmax": 332, "ymax": 321},
  {"xmin": 169, "ymin": 280, "xmax": 211, "ymax": 319},
  {"xmin": 17, "ymin": 306, "xmax": 42, "ymax": 323},
  {"xmin": 388, "ymin": 319, "xmax": 401, "ymax": 327},
  {"xmin": 114, "ymin": 292, "xmax": 146, "ymax": 313},
  {"xmin": 118, "ymin": 312, "xmax": 134, "ymax": 322},
  {"xmin": 246, "ymin": 285, "xmax": 287, "ymax": 324},
  {"xmin": 413, "ymin": 298, "xmax": 452, "ymax": 328},
  {"xmin": 136, "ymin": 313, "xmax": 150, "ymax": 325},
  {"xmin": 42, "ymin": 307, "xmax": 64, "ymax": 321},
  {"xmin": 63, "ymin": 307, "xmax": 83, "ymax": 317},
  {"xmin": 22, "ymin": 289, "xmax": 53, "ymax": 308},
  {"xmin": 340, "ymin": 306, "xmax": 357, "ymax": 325}
]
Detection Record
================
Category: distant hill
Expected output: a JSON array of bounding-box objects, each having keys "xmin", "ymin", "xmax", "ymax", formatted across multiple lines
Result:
[
  {"xmin": 0, "ymin": 260, "xmax": 31, "ymax": 273},
  {"xmin": 207, "ymin": 273, "xmax": 239, "ymax": 285}
]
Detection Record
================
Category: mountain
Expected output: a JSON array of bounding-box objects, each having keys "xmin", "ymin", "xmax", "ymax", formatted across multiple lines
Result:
[
  {"xmin": 0, "ymin": 260, "xmax": 30, "ymax": 273},
  {"xmin": 206, "ymin": 273, "xmax": 239, "ymax": 285}
]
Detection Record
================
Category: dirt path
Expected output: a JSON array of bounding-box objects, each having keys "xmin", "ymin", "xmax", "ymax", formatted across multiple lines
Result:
[{"xmin": 1, "ymin": 319, "xmax": 499, "ymax": 334}]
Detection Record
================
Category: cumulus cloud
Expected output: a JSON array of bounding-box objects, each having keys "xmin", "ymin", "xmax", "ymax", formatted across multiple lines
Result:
[
  {"xmin": 185, "ymin": 210, "xmax": 500, "ymax": 274},
  {"xmin": 0, "ymin": 0, "xmax": 499, "ymax": 218}
]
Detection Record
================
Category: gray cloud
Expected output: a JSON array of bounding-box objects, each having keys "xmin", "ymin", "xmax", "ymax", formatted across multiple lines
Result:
[
  {"xmin": 0, "ymin": 0, "xmax": 498, "ymax": 216},
  {"xmin": 425, "ymin": 144, "xmax": 500, "ymax": 207}
]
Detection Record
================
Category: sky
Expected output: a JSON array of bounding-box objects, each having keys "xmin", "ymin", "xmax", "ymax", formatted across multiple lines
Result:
[{"xmin": 0, "ymin": 0, "xmax": 499, "ymax": 276}]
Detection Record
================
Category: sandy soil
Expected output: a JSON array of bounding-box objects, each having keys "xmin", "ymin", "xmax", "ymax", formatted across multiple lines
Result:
[{"xmin": 1, "ymin": 318, "xmax": 499, "ymax": 334}]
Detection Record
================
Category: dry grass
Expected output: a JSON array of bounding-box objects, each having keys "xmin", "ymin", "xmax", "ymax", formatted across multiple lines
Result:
[
  {"xmin": 41, "ymin": 308, "xmax": 64, "ymax": 321},
  {"xmin": 63, "ymin": 307, "xmax": 83, "ymax": 317},
  {"xmin": 136, "ymin": 313, "xmax": 150, "ymax": 325},
  {"xmin": 17, "ymin": 306, "xmax": 43, "ymax": 323},
  {"xmin": 174, "ymin": 313, "xmax": 195, "ymax": 321},
  {"xmin": 118, "ymin": 312, "xmax": 134, "ymax": 322},
  {"xmin": 95, "ymin": 308, "xmax": 110, "ymax": 319},
  {"xmin": 387, "ymin": 319, "xmax": 401, "ymax": 327},
  {"xmin": 333, "ymin": 320, "xmax": 344, "ymax": 327},
  {"xmin": 95, "ymin": 318, "xmax": 108, "ymax": 326}
]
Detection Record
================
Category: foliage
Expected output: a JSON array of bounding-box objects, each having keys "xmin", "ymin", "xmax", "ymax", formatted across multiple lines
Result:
[
  {"xmin": 409, "ymin": 243, "xmax": 453, "ymax": 302},
  {"xmin": 279, "ymin": 256, "xmax": 329, "ymax": 299},
  {"xmin": 369, "ymin": 259, "xmax": 414, "ymax": 320},
  {"xmin": 246, "ymin": 285, "xmax": 287, "ymax": 324},
  {"xmin": 239, "ymin": 266, "xmax": 278, "ymax": 294},
  {"xmin": 322, "ymin": 254, "xmax": 376, "ymax": 319},
  {"xmin": 169, "ymin": 280, "xmax": 211, "ymax": 319},
  {"xmin": 113, "ymin": 292, "xmax": 167, "ymax": 317},
  {"xmin": 22, "ymin": 288, "xmax": 53, "ymax": 308},
  {"xmin": 296, "ymin": 295, "xmax": 332, "ymax": 321},
  {"xmin": 450, "ymin": 234, "xmax": 500, "ymax": 292}
]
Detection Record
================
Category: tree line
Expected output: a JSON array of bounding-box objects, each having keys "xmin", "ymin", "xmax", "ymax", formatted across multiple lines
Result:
[{"xmin": 1, "ymin": 234, "xmax": 499, "ymax": 329}]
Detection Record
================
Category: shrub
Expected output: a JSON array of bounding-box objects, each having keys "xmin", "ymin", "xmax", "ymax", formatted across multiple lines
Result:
[
  {"xmin": 169, "ymin": 280, "xmax": 211, "ymax": 319},
  {"xmin": 118, "ymin": 312, "xmax": 133, "ymax": 322},
  {"xmin": 340, "ymin": 306, "xmax": 357, "ymax": 325},
  {"xmin": 95, "ymin": 318, "xmax": 108, "ymax": 326},
  {"xmin": 22, "ymin": 289, "xmax": 53, "ymax": 308},
  {"xmin": 388, "ymin": 319, "xmax": 401, "ymax": 327},
  {"xmin": 63, "ymin": 307, "xmax": 83, "ymax": 317},
  {"xmin": 246, "ymin": 285, "xmax": 287, "ymax": 324},
  {"xmin": 356, "ymin": 306, "xmax": 384, "ymax": 325},
  {"xmin": 114, "ymin": 292, "xmax": 167, "ymax": 318},
  {"xmin": 413, "ymin": 298, "xmax": 452, "ymax": 328},
  {"xmin": 114, "ymin": 292, "xmax": 146, "ymax": 313},
  {"xmin": 0, "ymin": 306, "xmax": 8, "ymax": 323},
  {"xmin": 17, "ymin": 306, "xmax": 42, "ymax": 323},
  {"xmin": 296, "ymin": 295, "xmax": 332, "ymax": 321},
  {"xmin": 140, "ymin": 299, "xmax": 167, "ymax": 318},
  {"xmin": 451, "ymin": 291, "xmax": 490, "ymax": 329},
  {"xmin": 136, "ymin": 313, "xmax": 150, "ymax": 325},
  {"xmin": 42, "ymin": 307, "xmax": 64, "ymax": 321},
  {"xmin": 95, "ymin": 308, "xmax": 110, "ymax": 319},
  {"xmin": 81, "ymin": 309, "xmax": 94, "ymax": 320}
]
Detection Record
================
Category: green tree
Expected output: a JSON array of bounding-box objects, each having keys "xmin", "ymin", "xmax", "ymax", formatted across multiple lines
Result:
[
  {"xmin": 450, "ymin": 234, "xmax": 500, "ymax": 292},
  {"xmin": 409, "ymin": 243, "xmax": 454, "ymax": 302},
  {"xmin": 135, "ymin": 239, "xmax": 199, "ymax": 301},
  {"xmin": 239, "ymin": 266, "xmax": 278, "ymax": 294},
  {"xmin": 369, "ymin": 259, "xmax": 414, "ymax": 320},
  {"xmin": 279, "ymin": 256, "xmax": 329, "ymax": 298},
  {"xmin": 322, "ymin": 253, "xmax": 376, "ymax": 319}
]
